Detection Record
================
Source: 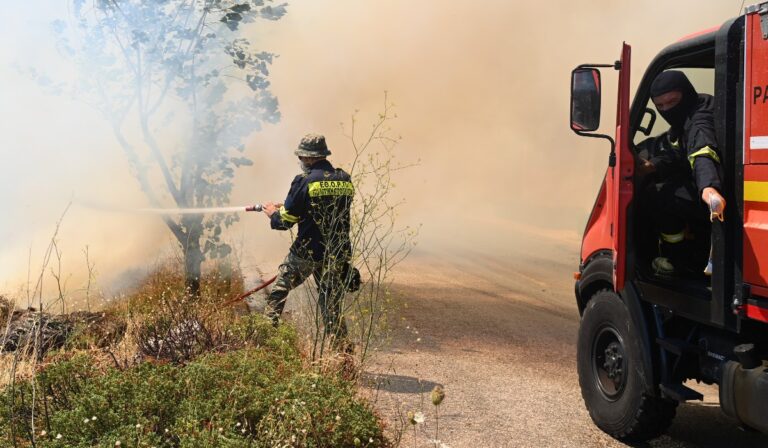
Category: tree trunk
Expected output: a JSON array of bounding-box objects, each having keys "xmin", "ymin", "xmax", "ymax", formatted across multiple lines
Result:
[
  {"xmin": 184, "ymin": 246, "xmax": 203, "ymax": 297},
  {"xmin": 180, "ymin": 215, "xmax": 204, "ymax": 297}
]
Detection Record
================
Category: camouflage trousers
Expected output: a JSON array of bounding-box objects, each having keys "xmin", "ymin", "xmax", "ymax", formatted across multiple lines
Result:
[{"xmin": 266, "ymin": 252, "xmax": 349, "ymax": 338}]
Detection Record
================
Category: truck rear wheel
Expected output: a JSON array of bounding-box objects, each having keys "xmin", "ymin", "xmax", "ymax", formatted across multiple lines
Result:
[{"xmin": 577, "ymin": 289, "xmax": 677, "ymax": 441}]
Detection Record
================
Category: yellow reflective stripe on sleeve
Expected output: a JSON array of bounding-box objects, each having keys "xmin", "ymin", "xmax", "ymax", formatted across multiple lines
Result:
[
  {"xmin": 308, "ymin": 180, "xmax": 355, "ymax": 197},
  {"xmin": 279, "ymin": 206, "xmax": 299, "ymax": 223},
  {"xmin": 670, "ymin": 138, "xmax": 681, "ymax": 149},
  {"xmin": 744, "ymin": 181, "xmax": 768, "ymax": 203},
  {"xmin": 687, "ymin": 146, "xmax": 720, "ymax": 169},
  {"xmin": 660, "ymin": 232, "xmax": 685, "ymax": 244}
]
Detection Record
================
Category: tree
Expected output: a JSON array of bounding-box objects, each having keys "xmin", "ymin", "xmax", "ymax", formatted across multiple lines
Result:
[{"xmin": 33, "ymin": 0, "xmax": 287, "ymax": 295}]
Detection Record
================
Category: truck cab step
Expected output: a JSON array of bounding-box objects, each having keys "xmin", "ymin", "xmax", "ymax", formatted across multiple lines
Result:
[{"xmin": 660, "ymin": 383, "xmax": 704, "ymax": 402}]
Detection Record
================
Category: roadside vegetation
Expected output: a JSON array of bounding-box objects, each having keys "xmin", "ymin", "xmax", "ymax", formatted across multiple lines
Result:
[
  {"xmin": 0, "ymin": 97, "xmax": 413, "ymax": 447},
  {"xmin": 0, "ymin": 260, "xmax": 386, "ymax": 447}
]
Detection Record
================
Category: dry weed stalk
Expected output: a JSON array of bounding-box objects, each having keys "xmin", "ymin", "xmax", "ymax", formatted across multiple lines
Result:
[
  {"xmin": 292, "ymin": 94, "xmax": 418, "ymax": 370},
  {"xmin": 1, "ymin": 203, "xmax": 71, "ymax": 447}
]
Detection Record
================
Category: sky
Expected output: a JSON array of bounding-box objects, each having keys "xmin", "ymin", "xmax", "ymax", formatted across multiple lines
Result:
[{"xmin": 0, "ymin": 0, "xmax": 745, "ymax": 301}]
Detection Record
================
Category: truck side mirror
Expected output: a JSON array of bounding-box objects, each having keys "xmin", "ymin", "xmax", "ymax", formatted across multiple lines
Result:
[{"xmin": 570, "ymin": 68, "xmax": 602, "ymax": 132}]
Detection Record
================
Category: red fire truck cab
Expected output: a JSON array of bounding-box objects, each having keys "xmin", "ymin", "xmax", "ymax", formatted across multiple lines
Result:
[{"xmin": 571, "ymin": 4, "xmax": 768, "ymax": 441}]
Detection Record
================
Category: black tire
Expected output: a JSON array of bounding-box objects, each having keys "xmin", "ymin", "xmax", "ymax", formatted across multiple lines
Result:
[{"xmin": 577, "ymin": 289, "xmax": 677, "ymax": 442}]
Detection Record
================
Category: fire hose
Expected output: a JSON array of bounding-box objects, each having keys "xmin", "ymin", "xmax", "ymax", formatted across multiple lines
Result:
[{"xmin": 221, "ymin": 274, "xmax": 278, "ymax": 308}]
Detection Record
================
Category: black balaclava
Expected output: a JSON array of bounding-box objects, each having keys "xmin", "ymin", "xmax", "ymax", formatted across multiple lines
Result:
[{"xmin": 650, "ymin": 70, "xmax": 699, "ymax": 130}]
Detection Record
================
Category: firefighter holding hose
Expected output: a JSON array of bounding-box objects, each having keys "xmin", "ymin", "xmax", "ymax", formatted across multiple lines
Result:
[
  {"xmin": 260, "ymin": 134, "xmax": 357, "ymax": 350},
  {"xmin": 639, "ymin": 71, "xmax": 726, "ymax": 276}
]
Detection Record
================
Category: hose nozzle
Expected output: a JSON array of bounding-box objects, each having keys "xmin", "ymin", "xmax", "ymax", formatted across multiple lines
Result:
[{"xmin": 245, "ymin": 204, "xmax": 263, "ymax": 212}]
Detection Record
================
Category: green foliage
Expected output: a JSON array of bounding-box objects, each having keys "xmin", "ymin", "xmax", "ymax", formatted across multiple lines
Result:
[
  {"xmin": 0, "ymin": 316, "xmax": 385, "ymax": 447},
  {"xmin": 28, "ymin": 1, "xmax": 289, "ymax": 275}
]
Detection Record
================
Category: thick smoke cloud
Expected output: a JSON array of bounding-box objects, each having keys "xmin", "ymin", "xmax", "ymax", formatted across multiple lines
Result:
[{"xmin": 0, "ymin": 1, "xmax": 740, "ymax": 298}]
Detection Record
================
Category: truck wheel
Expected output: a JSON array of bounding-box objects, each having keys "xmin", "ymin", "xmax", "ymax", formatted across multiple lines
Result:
[{"xmin": 577, "ymin": 289, "xmax": 676, "ymax": 441}]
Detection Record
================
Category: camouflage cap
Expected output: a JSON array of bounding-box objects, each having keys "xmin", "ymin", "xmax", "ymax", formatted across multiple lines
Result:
[{"xmin": 295, "ymin": 133, "xmax": 331, "ymax": 157}]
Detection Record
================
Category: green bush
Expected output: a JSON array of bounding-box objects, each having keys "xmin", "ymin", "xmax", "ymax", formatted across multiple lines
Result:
[{"xmin": 0, "ymin": 315, "xmax": 385, "ymax": 447}]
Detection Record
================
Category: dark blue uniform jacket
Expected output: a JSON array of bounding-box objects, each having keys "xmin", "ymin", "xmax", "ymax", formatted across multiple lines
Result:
[{"xmin": 270, "ymin": 159, "xmax": 354, "ymax": 262}]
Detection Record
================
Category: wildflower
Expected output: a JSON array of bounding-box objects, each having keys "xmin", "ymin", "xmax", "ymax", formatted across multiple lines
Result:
[
  {"xmin": 91, "ymin": 416, "xmax": 97, "ymax": 421},
  {"xmin": 241, "ymin": 429, "xmax": 246, "ymax": 434},
  {"xmin": 135, "ymin": 423, "xmax": 142, "ymax": 429},
  {"xmin": 84, "ymin": 418, "xmax": 90, "ymax": 424},
  {"xmin": 335, "ymin": 415, "xmax": 341, "ymax": 421},
  {"xmin": 56, "ymin": 434, "xmax": 62, "ymax": 439},
  {"xmin": 40, "ymin": 430, "xmax": 47, "ymax": 436},
  {"xmin": 431, "ymin": 385, "xmax": 445, "ymax": 406},
  {"xmin": 417, "ymin": 338, "xmax": 422, "ymax": 342},
  {"xmin": 369, "ymin": 437, "xmax": 374, "ymax": 443},
  {"xmin": 236, "ymin": 422, "xmax": 241, "ymax": 427},
  {"xmin": 218, "ymin": 427, "xmax": 223, "ymax": 433},
  {"xmin": 414, "ymin": 411, "xmax": 425, "ymax": 424},
  {"xmin": 115, "ymin": 441, "xmax": 121, "ymax": 447}
]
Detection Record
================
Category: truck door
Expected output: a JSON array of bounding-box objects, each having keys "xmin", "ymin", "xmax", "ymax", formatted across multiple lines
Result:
[
  {"xmin": 743, "ymin": 8, "xmax": 768, "ymax": 300},
  {"xmin": 612, "ymin": 43, "xmax": 633, "ymax": 291}
]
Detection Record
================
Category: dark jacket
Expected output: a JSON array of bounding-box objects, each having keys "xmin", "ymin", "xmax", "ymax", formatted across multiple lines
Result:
[
  {"xmin": 270, "ymin": 159, "xmax": 354, "ymax": 262},
  {"xmin": 649, "ymin": 94, "xmax": 722, "ymax": 195}
]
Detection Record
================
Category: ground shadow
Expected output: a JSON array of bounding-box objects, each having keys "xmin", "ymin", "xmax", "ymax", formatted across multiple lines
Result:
[
  {"xmin": 626, "ymin": 401, "xmax": 768, "ymax": 448},
  {"xmin": 360, "ymin": 372, "xmax": 441, "ymax": 394}
]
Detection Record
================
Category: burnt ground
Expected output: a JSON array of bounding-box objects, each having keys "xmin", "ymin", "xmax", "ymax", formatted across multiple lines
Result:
[{"xmin": 362, "ymin": 248, "xmax": 768, "ymax": 448}]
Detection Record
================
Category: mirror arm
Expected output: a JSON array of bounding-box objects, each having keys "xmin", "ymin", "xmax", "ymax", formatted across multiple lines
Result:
[
  {"xmin": 577, "ymin": 62, "xmax": 621, "ymax": 70},
  {"xmin": 575, "ymin": 131, "xmax": 617, "ymax": 167},
  {"xmin": 570, "ymin": 61, "xmax": 620, "ymax": 167}
]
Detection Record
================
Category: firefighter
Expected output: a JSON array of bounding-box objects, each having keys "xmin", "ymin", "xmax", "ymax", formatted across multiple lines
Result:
[
  {"xmin": 261, "ymin": 134, "xmax": 356, "ymax": 347},
  {"xmin": 638, "ymin": 71, "xmax": 726, "ymax": 275}
]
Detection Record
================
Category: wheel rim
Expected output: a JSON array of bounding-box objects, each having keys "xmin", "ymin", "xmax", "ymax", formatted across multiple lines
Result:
[{"xmin": 592, "ymin": 325, "xmax": 627, "ymax": 401}]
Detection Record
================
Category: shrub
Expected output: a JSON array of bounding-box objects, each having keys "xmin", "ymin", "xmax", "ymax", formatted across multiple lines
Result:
[{"xmin": 0, "ymin": 315, "xmax": 384, "ymax": 447}]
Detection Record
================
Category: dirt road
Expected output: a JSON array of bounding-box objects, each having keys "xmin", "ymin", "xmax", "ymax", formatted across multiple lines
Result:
[{"xmin": 363, "ymin": 248, "xmax": 768, "ymax": 448}]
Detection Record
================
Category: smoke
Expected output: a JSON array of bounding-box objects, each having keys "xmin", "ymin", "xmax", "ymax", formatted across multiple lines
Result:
[
  {"xmin": 0, "ymin": 0, "xmax": 742, "ymax": 298},
  {"xmin": 237, "ymin": 0, "xmax": 740, "ymax": 257}
]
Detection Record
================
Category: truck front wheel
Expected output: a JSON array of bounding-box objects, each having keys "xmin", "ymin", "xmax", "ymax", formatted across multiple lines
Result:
[{"xmin": 577, "ymin": 289, "xmax": 676, "ymax": 441}]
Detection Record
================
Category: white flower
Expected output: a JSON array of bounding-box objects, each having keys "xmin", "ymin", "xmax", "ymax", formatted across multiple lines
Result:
[
  {"xmin": 413, "ymin": 411, "xmax": 425, "ymax": 424},
  {"xmin": 417, "ymin": 338, "xmax": 422, "ymax": 342},
  {"xmin": 369, "ymin": 437, "xmax": 374, "ymax": 443},
  {"xmin": 335, "ymin": 415, "xmax": 341, "ymax": 421},
  {"xmin": 56, "ymin": 434, "xmax": 62, "ymax": 439},
  {"xmin": 83, "ymin": 418, "xmax": 90, "ymax": 424},
  {"xmin": 115, "ymin": 441, "xmax": 121, "ymax": 447},
  {"xmin": 135, "ymin": 424, "xmax": 142, "ymax": 429},
  {"xmin": 91, "ymin": 416, "xmax": 97, "ymax": 421},
  {"xmin": 40, "ymin": 431, "xmax": 47, "ymax": 436},
  {"xmin": 236, "ymin": 422, "xmax": 241, "ymax": 427},
  {"xmin": 218, "ymin": 427, "xmax": 223, "ymax": 433}
]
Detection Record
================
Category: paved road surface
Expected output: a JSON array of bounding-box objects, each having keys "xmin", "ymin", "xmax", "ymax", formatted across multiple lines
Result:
[{"xmin": 363, "ymin": 248, "xmax": 768, "ymax": 448}]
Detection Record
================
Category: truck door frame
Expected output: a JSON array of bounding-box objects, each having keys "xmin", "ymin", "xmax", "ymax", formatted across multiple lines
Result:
[{"xmin": 626, "ymin": 18, "xmax": 744, "ymax": 331}]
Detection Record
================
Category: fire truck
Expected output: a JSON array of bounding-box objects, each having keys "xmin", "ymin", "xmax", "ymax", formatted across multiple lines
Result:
[{"xmin": 571, "ymin": 4, "xmax": 768, "ymax": 441}]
